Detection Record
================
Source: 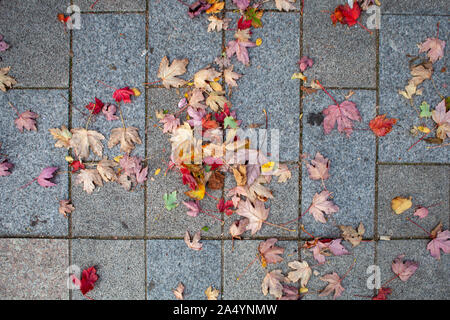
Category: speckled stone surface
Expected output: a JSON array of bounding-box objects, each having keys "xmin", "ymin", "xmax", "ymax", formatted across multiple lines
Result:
[
  {"xmin": 148, "ymin": 0, "xmax": 222, "ymax": 81},
  {"xmin": 226, "ymin": 0, "xmax": 301, "ymax": 10},
  {"xmin": 377, "ymin": 165, "xmax": 449, "ymax": 238},
  {"xmin": 379, "ymin": 16, "xmax": 449, "ymax": 163},
  {"xmin": 0, "ymin": 239, "xmax": 69, "ymax": 300},
  {"xmin": 301, "ymin": 241, "xmax": 375, "ymax": 300},
  {"xmin": 381, "ymin": 0, "xmax": 450, "ymax": 14},
  {"xmin": 71, "ymin": 239, "xmax": 145, "ymax": 300},
  {"xmin": 147, "ymin": 240, "xmax": 221, "ymax": 300},
  {"xmin": 225, "ymin": 12, "xmax": 300, "ymax": 161},
  {"xmin": 301, "ymin": 90, "xmax": 376, "ymax": 238},
  {"xmin": 77, "ymin": 0, "xmax": 146, "ymax": 12},
  {"xmin": 0, "ymin": 90, "xmax": 68, "ymax": 236},
  {"xmin": 71, "ymin": 181, "xmax": 145, "ymax": 237},
  {"xmin": 377, "ymin": 240, "xmax": 450, "ymax": 300},
  {"xmin": 0, "ymin": 0, "xmax": 70, "ymax": 88},
  {"xmin": 223, "ymin": 240, "xmax": 298, "ymax": 300},
  {"xmin": 72, "ymin": 13, "xmax": 146, "ymax": 160}
]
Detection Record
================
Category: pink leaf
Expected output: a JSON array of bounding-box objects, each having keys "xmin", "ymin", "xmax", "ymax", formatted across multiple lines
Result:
[
  {"xmin": 0, "ymin": 160, "xmax": 13, "ymax": 176},
  {"xmin": 135, "ymin": 166, "xmax": 148, "ymax": 184},
  {"xmin": 328, "ymin": 239, "xmax": 349, "ymax": 256},
  {"xmin": 233, "ymin": 0, "xmax": 250, "ymax": 10},
  {"xmin": 37, "ymin": 167, "xmax": 58, "ymax": 187},
  {"xmin": 391, "ymin": 254, "xmax": 419, "ymax": 281},
  {"xmin": 226, "ymin": 40, "xmax": 256, "ymax": 66},
  {"xmin": 323, "ymin": 100, "xmax": 361, "ymax": 137},
  {"xmin": 14, "ymin": 110, "xmax": 38, "ymax": 132},
  {"xmin": 427, "ymin": 230, "xmax": 450, "ymax": 260},
  {"xmin": 413, "ymin": 206, "xmax": 429, "ymax": 219},
  {"xmin": 309, "ymin": 190, "xmax": 339, "ymax": 223},
  {"xmin": 102, "ymin": 104, "xmax": 119, "ymax": 121},
  {"xmin": 160, "ymin": 114, "xmax": 180, "ymax": 133},
  {"xmin": 418, "ymin": 37, "xmax": 445, "ymax": 63},
  {"xmin": 182, "ymin": 201, "xmax": 201, "ymax": 217},
  {"xmin": 298, "ymin": 56, "xmax": 313, "ymax": 72}
]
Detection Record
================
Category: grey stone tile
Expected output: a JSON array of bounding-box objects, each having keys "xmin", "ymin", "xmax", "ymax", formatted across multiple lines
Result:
[
  {"xmin": 0, "ymin": 239, "xmax": 69, "ymax": 300},
  {"xmin": 377, "ymin": 240, "xmax": 450, "ymax": 300},
  {"xmin": 71, "ymin": 239, "xmax": 145, "ymax": 300},
  {"xmin": 301, "ymin": 90, "xmax": 376, "ymax": 238},
  {"xmin": 72, "ymin": 13, "xmax": 146, "ymax": 160},
  {"xmin": 303, "ymin": 0, "xmax": 348, "ymax": 13},
  {"xmin": 226, "ymin": 0, "xmax": 300, "ymax": 10},
  {"xmin": 0, "ymin": 1, "xmax": 69, "ymax": 87},
  {"xmin": 301, "ymin": 241, "xmax": 375, "ymax": 300},
  {"xmin": 147, "ymin": 239, "xmax": 221, "ymax": 300},
  {"xmin": 302, "ymin": 11, "xmax": 377, "ymax": 88},
  {"xmin": 77, "ymin": 0, "xmax": 146, "ymax": 12},
  {"xmin": 71, "ymin": 181, "xmax": 145, "ymax": 237},
  {"xmin": 224, "ymin": 165, "xmax": 299, "ymax": 238},
  {"xmin": 381, "ymin": 0, "xmax": 450, "ymax": 15},
  {"xmin": 0, "ymin": 90, "xmax": 68, "ymax": 236},
  {"xmin": 379, "ymin": 16, "xmax": 448, "ymax": 163},
  {"xmin": 148, "ymin": 0, "xmax": 222, "ymax": 81},
  {"xmin": 377, "ymin": 165, "xmax": 449, "ymax": 238},
  {"xmin": 225, "ymin": 12, "xmax": 300, "ymax": 161},
  {"xmin": 223, "ymin": 240, "xmax": 298, "ymax": 300}
]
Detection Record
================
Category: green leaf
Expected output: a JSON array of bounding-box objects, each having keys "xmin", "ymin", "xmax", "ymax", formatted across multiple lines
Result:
[
  {"xmin": 201, "ymin": 226, "xmax": 210, "ymax": 232},
  {"xmin": 204, "ymin": 165, "xmax": 212, "ymax": 172},
  {"xmin": 224, "ymin": 116, "xmax": 237, "ymax": 129},
  {"xmin": 419, "ymin": 102, "xmax": 432, "ymax": 118},
  {"xmin": 163, "ymin": 191, "xmax": 178, "ymax": 211}
]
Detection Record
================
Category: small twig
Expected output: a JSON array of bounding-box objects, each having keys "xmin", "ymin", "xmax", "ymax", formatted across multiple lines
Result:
[
  {"xmin": 262, "ymin": 220, "xmax": 296, "ymax": 233},
  {"xmin": 426, "ymin": 143, "xmax": 450, "ymax": 150}
]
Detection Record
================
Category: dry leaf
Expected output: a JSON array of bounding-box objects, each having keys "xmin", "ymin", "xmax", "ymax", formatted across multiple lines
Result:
[
  {"xmin": 391, "ymin": 196, "xmax": 412, "ymax": 214},
  {"xmin": 306, "ymin": 152, "xmax": 330, "ymax": 181},
  {"xmin": 157, "ymin": 56, "xmax": 188, "ymax": 89},
  {"xmin": 97, "ymin": 157, "xmax": 117, "ymax": 182},
  {"xmin": 108, "ymin": 127, "xmax": 142, "ymax": 154},
  {"xmin": 76, "ymin": 169, "xmax": 103, "ymax": 194},
  {"xmin": 236, "ymin": 198, "xmax": 269, "ymax": 235},
  {"xmin": 319, "ymin": 272, "xmax": 345, "ymax": 299},
  {"xmin": 194, "ymin": 68, "xmax": 221, "ymax": 90},
  {"xmin": 339, "ymin": 222, "xmax": 365, "ymax": 247},
  {"xmin": 205, "ymin": 286, "xmax": 220, "ymax": 300},
  {"xmin": 232, "ymin": 164, "xmax": 247, "ymax": 186},
  {"xmin": 224, "ymin": 66, "xmax": 242, "ymax": 87},
  {"xmin": 59, "ymin": 200, "xmax": 74, "ymax": 217},
  {"xmin": 184, "ymin": 230, "xmax": 203, "ymax": 251},
  {"xmin": 70, "ymin": 128, "xmax": 105, "ymax": 160},
  {"xmin": 0, "ymin": 67, "xmax": 17, "ymax": 92},
  {"xmin": 207, "ymin": 170, "xmax": 224, "ymax": 190},
  {"xmin": 258, "ymin": 238, "xmax": 285, "ymax": 267},
  {"xmin": 287, "ymin": 261, "xmax": 312, "ymax": 288},
  {"xmin": 262, "ymin": 270, "xmax": 284, "ymax": 299},
  {"xmin": 49, "ymin": 126, "xmax": 72, "ymax": 149},
  {"xmin": 172, "ymin": 282, "xmax": 185, "ymax": 300}
]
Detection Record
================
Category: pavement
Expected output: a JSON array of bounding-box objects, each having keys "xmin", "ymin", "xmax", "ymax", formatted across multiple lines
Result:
[{"xmin": 0, "ymin": 0, "xmax": 449, "ymax": 300}]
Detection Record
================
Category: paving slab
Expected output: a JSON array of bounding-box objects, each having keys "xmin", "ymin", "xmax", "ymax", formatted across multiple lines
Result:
[
  {"xmin": 71, "ymin": 239, "xmax": 145, "ymax": 300},
  {"xmin": 376, "ymin": 240, "xmax": 450, "ymax": 300},
  {"xmin": 147, "ymin": 239, "xmax": 221, "ymax": 300},
  {"xmin": 224, "ymin": 165, "xmax": 299, "ymax": 239},
  {"xmin": 302, "ymin": 10, "xmax": 377, "ymax": 88},
  {"xmin": 0, "ymin": 90, "xmax": 68, "ymax": 236},
  {"xmin": 148, "ymin": 0, "xmax": 222, "ymax": 82},
  {"xmin": 226, "ymin": 0, "xmax": 301, "ymax": 10},
  {"xmin": 77, "ymin": 0, "xmax": 146, "ymax": 12},
  {"xmin": 377, "ymin": 165, "xmax": 449, "ymax": 238},
  {"xmin": 71, "ymin": 180, "xmax": 145, "ymax": 237},
  {"xmin": 379, "ymin": 15, "xmax": 449, "ymax": 163},
  {"xmin": 301, "ymin": 90, "xmax": 376, "ymax": 238},
  {"xmin": 0, "ymin": 238, "xmax": 69, "ymax": 300},
  {"xmin": 223, "ymin": 240, "xmax": 298, "ymax": 300},
  {"xmin": 381, "ymin": 0, "xmax": 450, "ymax": 15},
  {"xmin": 301, "ymin": 241, "xmax": 375, "ymax": 300},
  {"xmin": 72, "ymin": 13, "xmax": 146, "ymax": 160},
  {"xmin": 0, "ymin": 0, "xmax": 70, "ymax": 87},
  {"xmin": 225, "ymin": 12, "xmax": 300, "ymax": 161}
]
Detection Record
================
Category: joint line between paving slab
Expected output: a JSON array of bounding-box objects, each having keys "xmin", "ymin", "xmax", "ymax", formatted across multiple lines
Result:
[
  {"xmin": 11, "ymin": 87, "xmax": 70, "ymax": 90},
  {"xmin": 377, "ymin": 162, "xmax": 450, "ymax": 166},
  {"xmin": 374, "ymin": 27, "xmax": 380, "ymax": 297},
  {"xmin": 80, "ymin": 11, "xmax": 146, "ymax": 15},
  {"xmin": 298, "ymin": 2, "xmax": 304, "ymax": 246},
  {"xmin": 68, "ymin": 5, "xmax": 74, "ymax": 298},
  {"xmin": 383, "ymin": 13, "xmax": 450, "ymax": 17}
]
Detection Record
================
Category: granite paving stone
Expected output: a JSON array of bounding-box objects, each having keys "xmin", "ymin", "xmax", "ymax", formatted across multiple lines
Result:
[
  {"xmin": 0, "ymin": 90, "xmax": 69, "ymax": 236},
  {"xmin": 148, "ymin": 0, "xmax": 222, "ymax": 82},
  {"xmin": 0, "ymin": 239, "xmax": 69, "ymax": 300},
  {"xmin": 0, "ymin": 0, "xmax": 70, "ymax": 87},
  {"xmin": 301, "ymin": 241, "xmax": 375, "ymax": 300},
  {"xmin": 379, "ymin": 16, "xmax": 448, "ymax": 163},
  {"xmin": 301, "ymin": 90, "xmax": 376, "ymax": 239},
  {"xmin": 76, "ymin": 0, "xmax": 146, "ymax": 12},
  {"xmin": 226, "ymin": 0, "xmax": 301, "ymax": 10},
  {"xmin": 225, "ymin": 12, "xmax": 300, "ymax": 161},
  {"xmin": 381, "ymin": 0, "xmax": 450, "ymax": 15},
  {"xmin": 377, "ymin": 165, "xmax": 449, "ymax": 238},
  {"xmin": 147, "ymin": 239, "xmax": 221, "ymax": 300},
  {"xmin": 223, "ymin": 240, "xmax": 298, "ymax": 300},
  {"xmin": 377, "ymin": 240, "xmax": 450, "ymax": 300},
  {"xmin": 72, "ymin": 13, "xmax": 146, "ymax": 160},
  {"xmin": 71, "ymin": 181, "xmax": 145, "ymax": 237},
  {"xmin": 71, "ymin": 239, "xmax": 145, "ymax": 300}
]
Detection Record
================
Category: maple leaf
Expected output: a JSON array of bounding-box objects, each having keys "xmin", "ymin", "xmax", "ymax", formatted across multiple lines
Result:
[
  {"xmin": 427, "ymin": 227, "xmax": 450, "ymax": 260},
  {"xmin": 206, "ymin": 1, "xmax": 224, "ymax": 14},
  {"xmin": 108, "ymin": 127, "xmax": 142, "ymax": 154},
  {"xmin": 0, "ymin": 34, "xmax": 9, "ymax": 52},
  {"xmin": 298, "ymin": 56, "xmax": 313, "ymax": 72},
  {"xmin": 69, "ymin": 160, "xmax": 85, "ymax": 173},
  {"xmin": 184, "ymin": 230, "xmax": 203, "ymax": 251},
  {"xmin": 160, "ymin": 114, "xmax": 180, "ymax": 133},
  {"xmin": 278, "ymin": 285, "xmax": 301, "ymax": 300},
  {"xmin": 173, "ymin": 282, "xmax": 185, "ymax": 300},
  {"xmin": 118, "ymin": 174, "xmax": 132, "ymax": 191},
  {"xmin": 419, "ymin": 37, "xmax": 446, "ymax": 63},
  {"xmin": 331, "ymin": 1, "xmax": 361, "ymax": 27},
  {"xmin": 59, "ymin": 200, "xmax": 75, "ymax": 217},
  {"xmin": 194, "ymin": 68, "xmax": 221, "ymax": 90},
  {"xmin": 258, "ymin": 238, "xmax": 285, "ymax": 267},
  {"xmin": 157, "ymin": 56, "xmax": 188, "ymax": 89},
  {"xmin": 233, "ymin": 0, "xmax": 250, "ymax": 10},
  {"xmin": 319, "ymin": 272, "xmax": 345, "ymax": 299},
  {"xmin": 236, "ymin": 199, "xmax": 269, "ymax": 234},
  {"xmin": 419, "ymin": 102, "xmax": 432, "ymax": 118},
  {"xmin": 72, "ymin": 266, "xmax": 98, "ymax": 296},
  {"xmin": 224, "ymin": 66, "xmax": 242, "ymax": 87},
  {"xmin": 273, "ymin": 163, "xmax": 291, "ymax": 183},
  {"xmin": 85, "ymin": 97, "xmax": 104, "ymax": 115},
  {"xmin": 287, "ymin": 261, "xmax": 312, "ymax": 287},
  {"xmin": 275, "ymin": 0, "xmax": 296, "ymax": 12},
  {"xmin": 0, "ymin": 67, "xmax": 17, "ymax": 92},
  {"xmin": 208, "ymin": 170, "xmax": 225, "ymax": 190},
  {"xmin": 188, "ymin": 0, "xmax": 211, "ymax": 18},
  {"xmin": 391, "ymin": 254, "xmax": 419, "ymax": 281},
  {"xmin": 391, "ymin": 196, "xmax": 412, "ymax": 214},
  {"xmin": 308, "ymin": 190, "xmax": 339, "ymax": 223},
  {"xmin": 306, "ymin": 152, "xmax": 330, "ymax": 181},
  {"xmin": 13, "ymin": 109, "xmax": 38, "ymax": 133},
  {"xmin": 113, "ymin": 87, "xmax": 135, "ymax": 104},
  {"xmin": 102, "ymin": 103, "xmax": 119, "ymax": 121},
  {"xmin": 76, "ymin": 169, "xmax": 103, "ymax": 194},
  {"xmin": 432, "ymin": 99, "xmax": 450, "ymax": 140},
  {"xmin": 205, "ymin": 286, "xmax": 220, "ymax": 300},
  {"xmin": 185, "ymin": 183, "xmax": 206, "ymax": 200},
  {"xmin": 182, "ymin": 201, "xmax": 201, "ymax": 217},
  {"xmin": 37, "ymin": 167, "xmax": 58, "ymax": 187},
  {"xmin": 0, "ymin": 160, "xmax": 13, "ymax": 176},
  {"xmin": 70, "ymin": 128, "xmax": 105, "ymax": 160},
  {"xmin": 372, "ymin": 287, "xmax": 392, "ymax": 300},
  {"xmin": 206, "ymin": 92, "xmax": 229, "ymax": 112},
  {"xmin": 49, "ymin": 126, "xmax": 72, "ymax": 149},
  {"xmin": 135, "ymin": 166, "xmax": 148, "ymax": 184},
  {"xmin": 226, "ymin": 39, "xmax": 256, "ymax": 66},
  {"xmin": 307, "ymin": 240, "xmax": 329, "ymax": 264},
  {"xmin": 244, "ymin": 7, "xmax": 263, "ymax": 28},
  {"xmin": 328, "ymin": 239, "xmax": 349, "ymax": 256},
  {"xmin": 369, "ymin": 115, "xmax": 397, "ymax": 137},
  {"xmin": 164, "ymin": 191, "xmax": 178, "ymax": 210},
  {"xmin": 119, "ymin": 154, "xmax": 142, "ymax": 176},
  {"xmin": 323, "ymin": 100, "xmax": 361, "ymax": 137},
  {"xmin": 413, "ymin": 206, "xmax": 429, "ymax": 219},
  {"xmin": 339, "ymin": 222, "xmax": 365, "ymax": 247},
  {"xmin": 399, "ymin": 59, "xmax": 433, "ymax": 100},
  {"xmin": 229, "ymin": 218, "xmax": 249, "ymax": 239},
  {"xmin": 262, "ymin": 270, "xmax": 284, "ymax": 299},
  {"xmin": 97, "ymin": 157, "xmax": 117, "ymax": 182},
  {"xmin": 208, "ymin": 15, "xmax": 230, "ymax": 32}
]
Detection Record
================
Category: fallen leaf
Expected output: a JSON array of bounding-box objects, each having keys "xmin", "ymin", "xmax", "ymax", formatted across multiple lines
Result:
[
  {"xmin": 226, "ymin": 39, "xmax": 256, "ymax": 66},
  {"xmin": 323, "ymin": 100, "xmax": 361, "ymax": 137},
  {"xmin": 331, "ymin": 0, "xmax": 361, "ymax": 26},
  {"xmin": 182, "ymin": 201, "xmax": 201, "ymax": 217},
  {"xmin": 0, "ymin": 67, "xmax": 17, "ymax": 92},
  {"xmin": 339, "ymin": 222, "xmax": 365, "ymax": 247},
  {"xmin": 287, "ymin": 261, "xmax": 312, "ymax": 287},
  {"xmin": 59, "ymin": 200, "xmax": 74, "ymax": 217},
  {"xmin": 0, "ymin": 160, "xmax": 13, "ymax": 176},
  {"xmin": 172, "ymin": 282, "xmax": 184, "ymax": 300},
  {"xmin": 229, "ymin": 218, "xmax": 249, "ymax": 238},
  {"xmin": 233, "ymin": 0, "xmax": 249, "ymax": 10},
  {"xmin": 432, "ymin": 99, "xmax": 450, "ymax": 140},
  {"xmin": 108, "ymin": 127, "xmax": 142, "ymax": 154},
  {"xmin": 208, "ymin": 15, "xmax": 230, "ymax": 32},
  {"xmin": 261, "ymin": 270, "xmax": 284, "ymax": 299},
  {"xmin": 37, "ymin": 167, "xmax": 58, "ymax": 187},
  {"xmin": 49, "ymin": 126, "xmax": 72, "ymax": 149},
  {"xmin": 15, "ymin": 111, "xmax": 38, "ymax": 132},
  {"xmin": 157, "ymin": 56, "xmax": 188, "ymax": 89},
  {"xmin": 258, "ymin": 238, "xmax": 285, "ymax": 267},
  {"xmin": 194, "ymin": 68, "xmax": 221, "ymax": 90},
  {"xmin": 160, "ymin": 114, "xmax": 180, "ymax": 133},
  {"xmin": 76, "ymin": 169, "xmax": 103, "ymax": 193},
  {"xmin": 236, "ymin": 198, "xmax": 269, "ymax": 235},
  {"xmin": 232, "ymin": 164, "xmax": 247, "ymax": 186},
  {"xmin": 369, "ymin": 115, "xmax": 397, "ymax": 137},
  {"xmin": 391, "ymin": 196, "xmax": 412, "ymax": 214},
  {"xmin": 309, "ymin": 191, "xmax": 339, "ymax": 223},
  {"xmin": 205, "ymin": 286, "xmax": 220, "ymax": 300},
  {"xmin": 391, "ymin": 254, "xmax": 419, "ymax": 281},
  {"xmin": 70, "ymin": 128, "xmax": 105, "ymax": 160},
  {"xmin": 207, "ymin": 170, "xmax": 224, "ymax": 190},
  {"xmin": 273, "ymin": 163, "xmax": 291, "ymax": 183},
  {"xmin": 372, "ymin": 287, "xmax": 392, "ymax": 300},
  {"xmin": 419, "ymin": 36, "xmax": 446, "ymax": 63},
  {"xmin": 419, "ymin": 102, "xmax": 432, "ymax": 118},
  {"xmin": 102, "ymin": 103, "xmax": 119, "ymax": 121},
  {"xmin": 275, "ymin": 0, "xmax": 296, "ymax": 12},
  {"xmin": 319, "ymin": 272, "xmax": 345, "ymax": 299},
  {"xmin": 413, "ymin": 206, "xmax": 429, "ymax": 219},
  {"xmin": 164, "ymin": 191, "xmax": 178, "ymax": 210},
  {"xmin": 427, "ymin": 227, "xmax": 450, "ymax": 260},
  {"xmin": 184, "ymin": 230, "xmax": 203, "ymax": 251},
  {"xmin": 113, "ymin": 87, "xmax": 135, "ymax": 104},
  {"xmin": 185, "ymin": 183, "xmax": 206, "ymax": 200},
  {"xmin": 97, "ymin": 157, "xmax": 117, "ymax": 182},
  {"xmin": 72, "ymin": 266, "xmax": 98, "ymax": 296},
  {"xmin": 278, "ymin": 285, "xmax": 301, "ymax": 300},
  {"xmin": 306, "ymin": 152, "xmax": 330, "ymax": 181},
  {"xmin": 224, "ymin": 66, "xmax": 242, "ymax": 87},
  {"xmin": 299, "ymin": 56, "xmax": 314, "ymax": 72}
]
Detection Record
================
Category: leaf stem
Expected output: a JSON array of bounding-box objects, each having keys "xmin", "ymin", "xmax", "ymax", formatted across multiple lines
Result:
[
  {"xmin": 280, "ymin": 203, "xmax": 313, "ymax": 226},
  {"xmin": 263, "ymin": 220, "xmax": 296, "ymax": 232},
  {"xmin": 142, "ymin": 79, "xmax": 162, "ymax": 85},
  {"xmin": 96, "ymin": 79, "xmax": 117, "ymax": 90},
  {"xmin": 199, "ymin": 210, "xmax": 224, "ymax": 223},
  {"xmin": 405, "ymin": 216, "xmax": 432, "ymax": 237},
  {"xmin": 356, "ymin": 20, "xmax": 372, "ymax": 35},
  {"xmin": 8, "ymin": 102, "xmax": 20, "ymax": 117},
  {"xmin": 19, "ymin": 177, "xmax": 37, "ymax": 190},
  {"xmin": 316, "ymin": 80, "xmax": 339, "ymax": 106},
  {"xmin": 236, "ymin": 254, "xmax": 259, "ymax": 281},
  {"xmin": 407, "ymin": 125, "xmax": 436, "ymax": 151},
  {"xmin": 340, "ymin": 258, "xmax": 356, "ymax": 282}
]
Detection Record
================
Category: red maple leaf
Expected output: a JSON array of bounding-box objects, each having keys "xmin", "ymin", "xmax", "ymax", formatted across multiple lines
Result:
[
  {"xmin": 69, "ymin": 160, "xmax": 85, "ymax": 173},
  {"xmin": 72, "ymin": 266, "xmax": 99, "ymax": 296},
  {"xmin": 331, "ymin": 1, "xmax": 361, "ymax": 27},
  {"xmin": 237, "ymin": 16, "xmax": 252, "ymax": 30},
  {"xmin": 113, "ymin": 87, "xmax": 135, "ymax": 104},
  {"xmin": 180, "ymin": 167, "xmax": 198, "ymax": 190},
  {"xmin": 85, "ymin": 97, "xmax": 104, "ymax": 115},
  {"xmin": 372, "ymin": 287, "xmax": 392, "ymax": 300},
  {"xmin": 369, "ymin": 115, "xmax": 397, "ymax": 137},
  {"xmin": 217, "ymin": 198, "xmax": 234, "ymax": 216}
]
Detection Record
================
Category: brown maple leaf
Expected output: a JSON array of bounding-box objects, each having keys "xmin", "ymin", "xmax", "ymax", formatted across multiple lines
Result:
[
  {"xmin": 58, "ymin": 200, "xmax": 74, "ymax": 217},
  {"xmin": 319, "ymin": 272, "xmax": 345, "ymax": 299},
  {"xmin": 108, "ymin": 127, "xmax": 142, "ymax": 154},
  {"xmin": 49, "ymin": 126, "xmax": 72, "ymax": 149},
  {"xmin": 308, "ymin": 190, "xmax": 339, "ymax": 223},
  {"xmin": 0, "ymin": 67, "xmax": 17, "ymax": 92},
  {"xmin": 172, "ymin": 282, "xmax": 185, "ymax": 300},
  {"xmin": 14, "ymin": 110, "xmax": 38, "ymax": 132},
  {"xmin": 157, "ymin": 56, "xmax": 188, "ymax": 89},
  {"xmin": 75, "ymin": 169, "xmax": 103, "ymax": 194},
  {"xmin": 236, "ymin": 199, "xmax": 269, "ymax": 235},
  {"xmin": 194, "ymin": 68, "xmax": 221, "ymax": 91},
  {"xmin": 223, "ymin": 66, "xmax": 241, "ymax": 87},
  {"xmin": 261, "ymin": 270, "xmax": 284, "ymax": 299},
  {"xmin": 184, "ymin": 230, "xmax": 203, "ymax": 251},
  {"xmin": 287, "ymin": 261, "xmax": 312, "ymax": 288},
  {"xmin": 97, "ymin": 157, "xmax": 117, "ymax": 182},
  {"xmin": 205, "ymin": 286, "xmax": 220, "ymax": 300},
  {"xmin": 339, "ymin": 222, "xmax": 365, "ymax": 247},
  {"xmin": 306, "ymin": 152, "xmax": 330, "ymax": 182},
  {"xmin": 70, "ymin": 128, "xmax": 105, "ymax": 160}
]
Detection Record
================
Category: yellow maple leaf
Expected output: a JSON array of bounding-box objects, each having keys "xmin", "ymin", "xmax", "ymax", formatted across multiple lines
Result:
[
  {"xmin": 185, "ymin": 184, "xmax": 205, "ymax": 200},
  {"xmin": 391, "ymin": 196, "xmax": 412, "ymax": 214},
  {"xmin": 261, "ymin": 161, "xmax": 275, "ymax": 173},
  {"xmin": 206, "ymin": 2, "xmax": 224, "ymax": 14}
]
